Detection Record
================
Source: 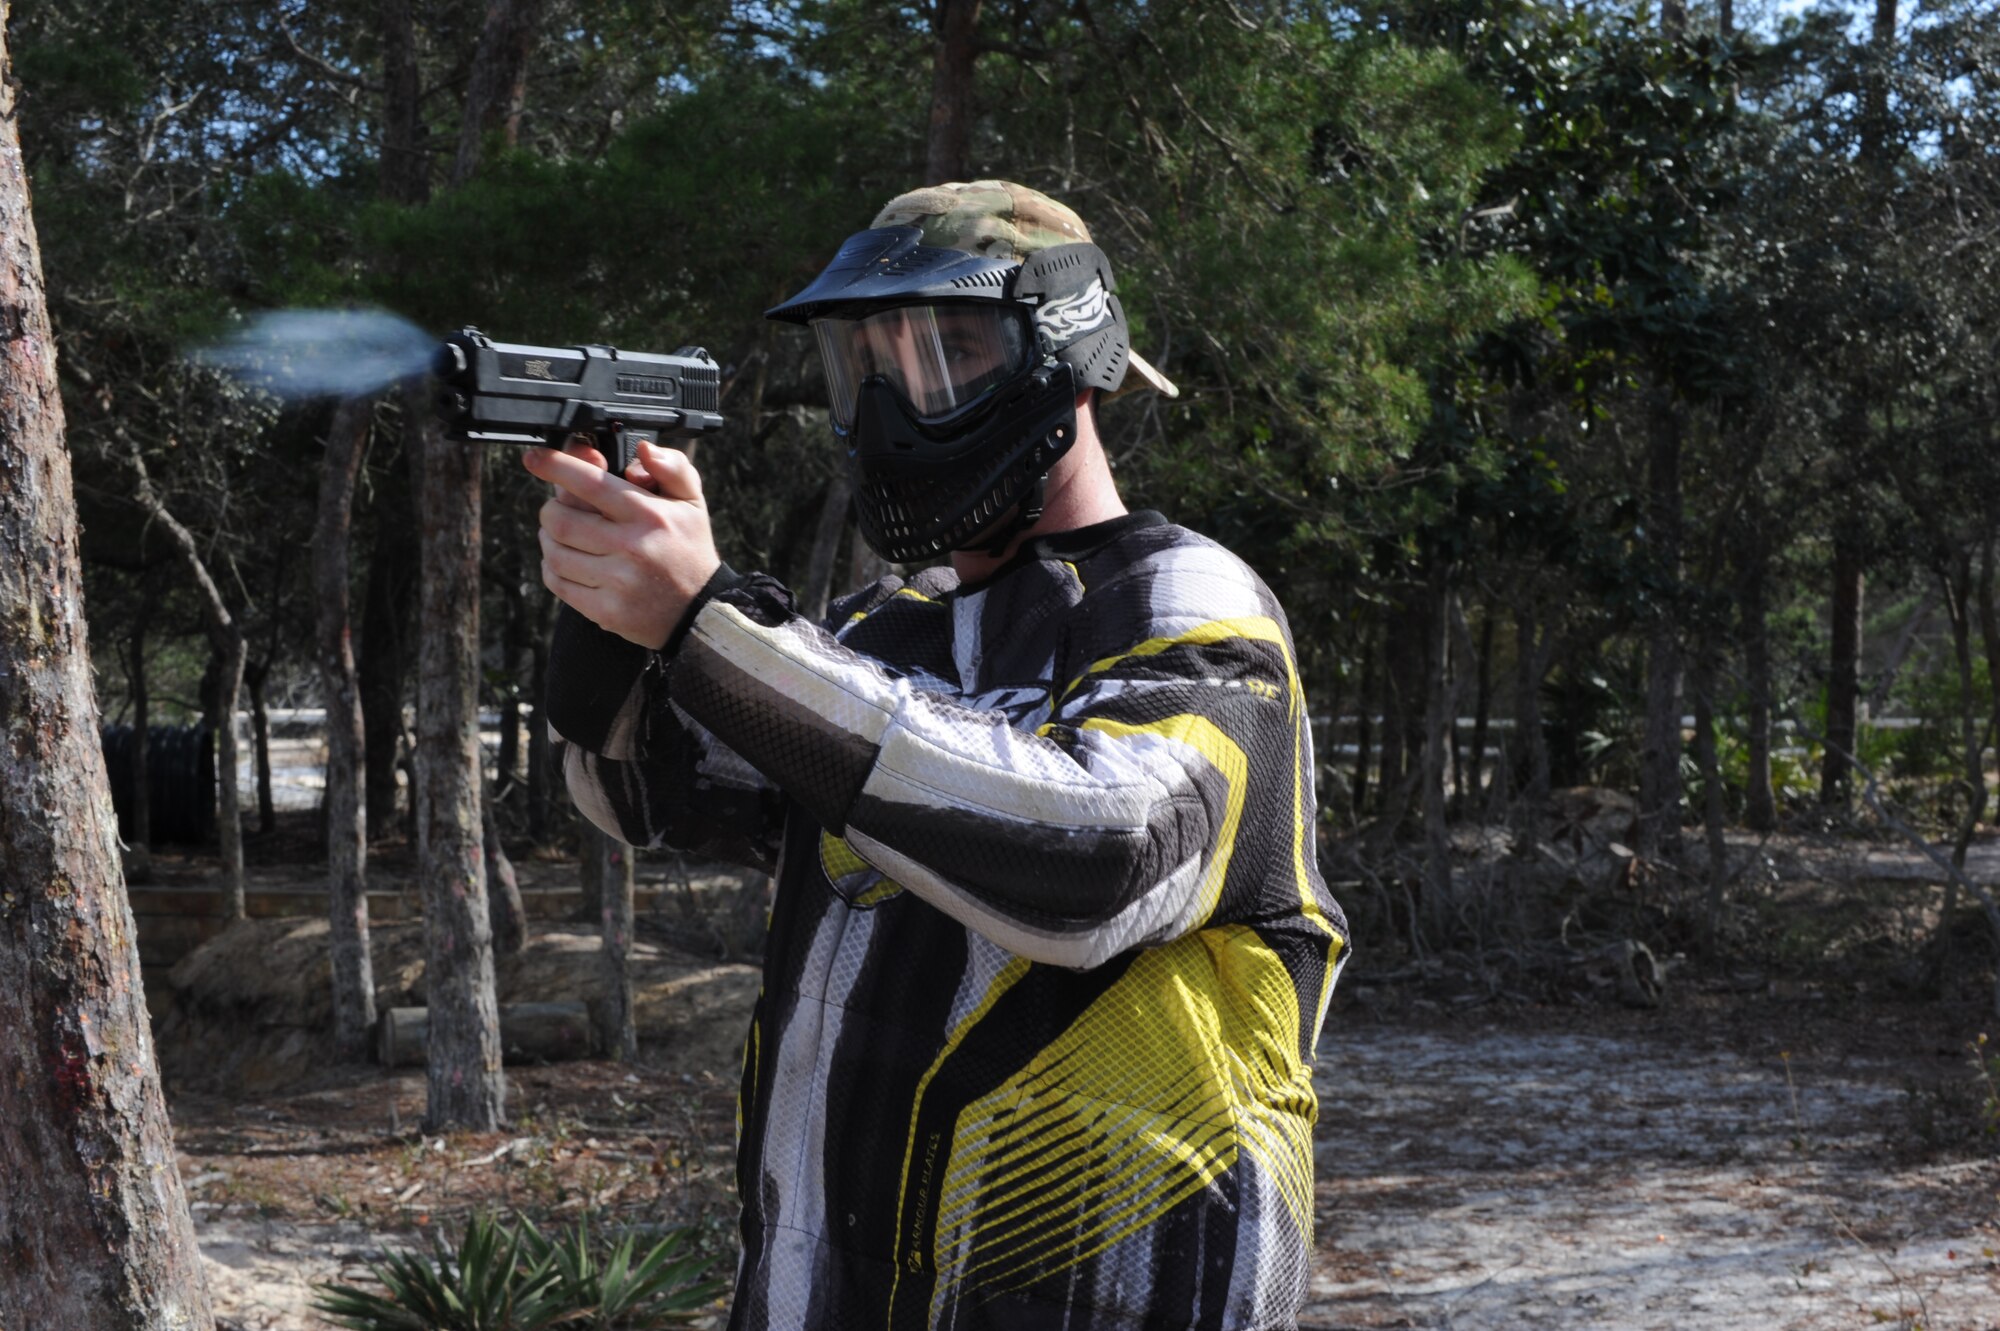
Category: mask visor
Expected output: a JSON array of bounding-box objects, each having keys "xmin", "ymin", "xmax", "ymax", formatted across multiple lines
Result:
[{"xmin": 812, "ymin": 304, "xmax": 1029, "ymax": 429}]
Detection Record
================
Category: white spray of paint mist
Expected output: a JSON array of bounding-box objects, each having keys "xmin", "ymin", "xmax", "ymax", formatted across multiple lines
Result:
[{"xmin": 190, "ymin": 308, "xmax": 437, "ymax": 399}]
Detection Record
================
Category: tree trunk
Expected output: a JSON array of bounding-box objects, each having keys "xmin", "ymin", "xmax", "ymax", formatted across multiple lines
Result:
[
  {"xmin": 1469, "ymin": 606, "xmax": 1494, "ymax": 811},
  {"xmin": 1637, "ymin": 393, "xmax": 1685, "ymax": 859},
  {"xmin": 802, "ymin": 473, "xmax": 853, "ymax": 623},
  {"xmin": 598, "ymin": 832, "xmax": 637, "ymax": 1061},
  {"xmin": 450, "ymin": 0, "xmax": 546, "ymax": 188},
  {"xmin": 380, "ymin": 0, "xmax": 429, "ymax": 205},
  {"xmin": 577, "ymin": 818, "xmax": 609, "ymax": 926},
  {"xmin": 1821, "ymin": 532, "xmax": 1864, "ymax": 806},
  {"xmin": 1420, "ymin": 566, "xmax": 1455, "ymax": 944},
  {"xmin": 526, "ymin": 592, "xmax": 556, "ymax": 844},
  {"xmin": 126, "ymin": 619, "xmax": 153, "ymax": 878},
  {"xmin": 314, "ymin": 393, "xmax": 378, "ymax": 1062},
  {"xmin": 1741, "ymin": 534, "xmax": 1778, "ymax": 831},
  {"xmin": 926, "ymin": 0, "xmax": 984, "ymax": 183},
  {"xmin": 1980, "ymin": 532, "xmax": 2000, "ymax": 793},
  {"xmin": 359, "ymin": 476, "xmax": 418, "ymax": 837},
  {"xmin": 1937, "ymin": 555, "xmax": 1986, "ymax": 993},
  {"xmin": 1512, "ymin": 599, "xmax": 1552, "ymax": 831},
  {"xmin": 484, "ymin": 800, "xmax": 527, "ymax": 956},
  {"xmin": 1691, "ymin": 644, "xmax": 1728, "ymax": 939},
  {"xmin": 410, "ymin": 386, "xmax": 505, "ymax": 1131},
  {"xmin": 0, "ymin": 9, "xmax": 215, "ymax": 1310},
  {"xmin": 247, "ymin": 661, "xmax": 275, "ymax": 834},
  {"xmin": 1350, "ymin": 625, "xmax": 1376, "ymax": 815}
]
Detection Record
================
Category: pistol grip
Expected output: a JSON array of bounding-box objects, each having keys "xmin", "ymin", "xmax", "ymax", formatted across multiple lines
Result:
[{"xmin": 598, "ymin": 424, "xmax": 660, "ymax": 479}]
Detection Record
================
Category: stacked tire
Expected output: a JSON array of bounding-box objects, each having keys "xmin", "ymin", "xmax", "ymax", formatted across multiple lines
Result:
[{"xmin": 100, "ymin": 725, "xmax": 215, "ymax": 846}]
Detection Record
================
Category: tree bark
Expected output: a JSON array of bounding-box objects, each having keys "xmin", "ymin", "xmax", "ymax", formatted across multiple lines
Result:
[
  {"xmin": 1741, "ymin": 533, "xmax": 1777, "ymax": 831},
  {"xmin": 449, "ymin": 0, "xmax": 546, "ymax": 188},
  {"xmin": 125, "ymin": 618, "xmax": 153, "ymax": 877},
  {"xmin": 1637, "ymin": 393, "xmax": 1685, "ymax": 859},
  {"xmin": 1512, "ymin": 599, "xmax": 1553, "ymax": 832},
  {"xmin": 1691, "ymin": 643, "xmax": 1729, "ymax": 939},
  {"xmin": 1938, "ymin": 555, "xmax": 1986, "ymax": 992},
  {"xmin": 1980, "ymin": 532, "xmax": 2000, "ymax": 795},
  {"xmin": 314, "ymin": 394, "xmax": 377, "ymax": 1062},
  {"xmin": 598, "ymin": 831, "xmax": 637, "ymax": 1062},
  {"xmin": 126, "ymin": 452, "xmax": 246, "ymax": 918},
  {"xmin": 359, "ymin": 475, "xmax": 418, "ymax": 836},
  {"xmin": 1350, "ymin": 625, "xmax": 1376, "ymax": 815},
  {"xmin": 1469, "ymin": 606, "xmax": 1495, "ymax": 811},
  {"xmin": 380, "ymin": 0, "xmax": 429, "ymax": 205},
  {"xmin": 409, "ymin": 386, "xmax": 505, "ymax": 1130},
  {"xmin": 801, "ymin": 473, "xmax": 853, "ymax": 623},
  {"xmin": 484, "ymin": 801, "xmax": 527, "ymax": 956},
  {"xmin": 926, "ymin": 0, "xmax": 985, "ymax": 183},
  {"xmin": 247, "ymin": 660, "xmax": 274, "ymax": 834},
  {"xmin": 1820, "ymin": 532, "xmax": 1864, "ymax": 806},
  {"xmin": 1419, "ymin": 566, "xmax": 1456, "ymax": 944},
  {"xmin": 0, "ymin": 7, "xmax": 215, "ymax": 1310}
]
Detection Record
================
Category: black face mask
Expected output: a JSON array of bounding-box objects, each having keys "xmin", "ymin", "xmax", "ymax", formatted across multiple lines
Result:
[{"xmin": 767, "ymin": 226, "xmax": 1133, "ymax": 562}]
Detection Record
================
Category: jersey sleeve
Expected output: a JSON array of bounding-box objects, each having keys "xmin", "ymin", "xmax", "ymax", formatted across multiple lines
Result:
[
  {"xmin": 670, "ymin": 547, "xmax": 1311, "ymax": 968},
  {"xmin": 542, "ymin": 601, "xmax": 786, "ymax": 873}
]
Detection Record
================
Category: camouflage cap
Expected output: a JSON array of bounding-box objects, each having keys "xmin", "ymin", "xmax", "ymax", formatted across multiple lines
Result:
[{"xmin": 871, "ymin": 180, "xmax": 1179, "ymax": 400}]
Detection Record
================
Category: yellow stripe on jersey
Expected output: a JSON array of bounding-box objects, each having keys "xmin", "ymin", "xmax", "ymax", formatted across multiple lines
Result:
[
  {"xmin": 1060, "ymin": 615, "xmax": 1290, "ymax": 702},
  {"xmin": 886, "ymin": 955, "xmax": 1035, "ymax": 1323},
  {"xmin": 819, "ymin": 829, "xmax": 903, "ymax": 907},
  {"xmin": 1080, "ymin": 714, "xmax": 1245, "ymax": 932},
  {"xmin": 927, "ymin": 924, "xmax": 1313, "ymax": 1313}
]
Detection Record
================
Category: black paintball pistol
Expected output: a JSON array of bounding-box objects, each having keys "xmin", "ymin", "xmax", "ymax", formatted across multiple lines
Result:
[{"xmin": 432, "ymin": 327, "xmax": 726, "ymax": 476}]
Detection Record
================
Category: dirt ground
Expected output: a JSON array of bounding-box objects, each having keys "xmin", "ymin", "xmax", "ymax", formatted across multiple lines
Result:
[{"xmin": 146, "ymin": 816, "xmax": 2000, "ymax": 1331}]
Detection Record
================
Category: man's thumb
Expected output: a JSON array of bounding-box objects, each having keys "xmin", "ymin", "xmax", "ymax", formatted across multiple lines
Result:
[{"xmin": 641, "ymin": 440, "xmax": 703, "ymax": 501}]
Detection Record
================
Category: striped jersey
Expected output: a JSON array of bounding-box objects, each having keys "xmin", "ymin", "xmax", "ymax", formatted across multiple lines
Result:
[{"xmin": 545, "ymin": 510, "xmax": 1348, "ymax": 1331}]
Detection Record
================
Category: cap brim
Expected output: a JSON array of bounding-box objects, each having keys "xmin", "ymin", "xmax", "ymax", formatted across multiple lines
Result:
[{"xmin": 1107, "ymin": 349, "xmax": 1179, "ymax": 402}]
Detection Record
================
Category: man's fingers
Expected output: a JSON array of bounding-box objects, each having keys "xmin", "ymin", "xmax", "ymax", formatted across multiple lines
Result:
[
  {"xmin": 538, "ymin": 497, "xmax": 619, "ymax": 556},
  {"xmin": 524, "ymin": 444, "xmax": 653, "ymax": 519},
  {"xmin": 538, "ymin": 530, "xmax": 612, "ymax": 589},
  {"xmin": 638, "ymin": 441, "xmax": 704, "ymax": 502}
]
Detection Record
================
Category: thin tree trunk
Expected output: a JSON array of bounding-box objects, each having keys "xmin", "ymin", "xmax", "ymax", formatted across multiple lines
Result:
[
  {"xmin": 1513, "ymin": 599, "xmax": 1552, "ymax": 831},
  {"xmin": 926, "ymin": 0, "xmax": 984, "ymax": 183},
  {"xmin": 1980, "ymin": 532, "xmax": 2000, "ymax": 793},
  {"xmin": 1821, "ymin": 532, "xmax": 1864, "ymax": 807},
  {"xmin": 1691, "ymin": 643, "xmax": 1728, "ymax": 939},
  {"xmin": 1742, "ymin": 533, "xmax": 1777, "ymax": 831},
  {"xmin": 1469, "ymin": 606, "xmax": 1495, "ymax": 811},
  {"xmin": 484, "ymin": 801, "xmax": 526, "ymax": 956},
  {"xmin": 410, "ymin": 383, "xmax": 505, "ymax": 1130},
  {"xmin": 599, "ymin": 831, "xmax": 637, "ymax": 1061},
  {"xmin": 526, "ymin": 592, "xmax": 556, "ymax": 844},
  {"xmin": 359, "ymin": 481, "xmax": 418, "ymax": 837},
  {"xmin": 126, "ymin": 449, "xmax": 247, "ymax": 917},
  {"xmin": 802, "ymin": 473, "xmax": 853, "ymax": 623},
  {"xmin": 0, "ymin": 9, "xmax": 215, "ymax": 1310},
  {"xmin": 1421, "ymin": 568, "xmax": 1456, "ymax": 944},
  {"xmin": 1638, "ymin": 391, "xmax": 1685, "ymax": 859},
  {"xmin": 450, "ymin": 0, "xmax": 546, "ymax": 188},
  {"xmin": 1351, "ymin": 625, "xmax": 1376, "ymax": 816},
  {"xmin": 578, "ymin": 817, "xmax": 608, "ymax": 925},
  {"xmin": 314, "ymin": 394, "xmax": 377, "ymax": 1061},
  {"xmin": 247, "ymin": 661, "xmax": 274, "ymax": 834},
  {"xmin": 380, "ymin": 0, "xmax": 429, "ymax": 205},
  {"xmin": 126, "ymin": 618, "xmax": 153, "ymax": 878},
  {"xmin": 1938, "ymin": 555, "xmax": 1985, "ymax": 993}
]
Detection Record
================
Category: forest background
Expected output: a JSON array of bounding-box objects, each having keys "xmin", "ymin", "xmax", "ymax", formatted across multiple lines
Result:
[
  {"xmin": 39, "ymin": 0, "xmax": 2000, "ymax": 995},
  {"xmin": 4, "ymin": 0, "xmax": 2000, "ymax": 1323}
]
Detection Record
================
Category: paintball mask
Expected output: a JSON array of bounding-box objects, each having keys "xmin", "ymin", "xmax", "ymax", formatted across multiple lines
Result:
[{"xmin": 767, "ymin": 224, "xmax": 1136, "ymax": 563}]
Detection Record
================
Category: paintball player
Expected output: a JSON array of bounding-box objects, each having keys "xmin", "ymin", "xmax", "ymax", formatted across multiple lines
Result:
[{"xmin": 527, "ymin": 180, "xmax": 1348, "ymax": 1330}]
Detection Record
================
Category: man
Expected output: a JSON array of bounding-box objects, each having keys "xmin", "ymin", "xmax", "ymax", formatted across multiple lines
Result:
[{"xmin": 528, "ymin": 181, "xmax": 1347, "ymax": 1331}]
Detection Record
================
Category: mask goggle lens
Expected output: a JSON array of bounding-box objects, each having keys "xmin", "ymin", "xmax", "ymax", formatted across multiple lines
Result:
[{"xmin": 811, "ymin": 304, "xmax": 1029, "ymax": 429}]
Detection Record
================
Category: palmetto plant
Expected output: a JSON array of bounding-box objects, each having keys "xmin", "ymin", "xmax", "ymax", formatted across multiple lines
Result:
[{"xmin": 312, "ymin": 1213, "xmax": 724, "ymax": 1331}]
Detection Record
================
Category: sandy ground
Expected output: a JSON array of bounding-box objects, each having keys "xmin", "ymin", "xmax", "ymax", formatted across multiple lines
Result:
[
  {"xmin": 1306, "ymin": 1009, "xmax": 2000, "ymax": 1330},
  {"xmin": 178, "ymin": 992, "xmax": 2000, "ymax": 1331}
]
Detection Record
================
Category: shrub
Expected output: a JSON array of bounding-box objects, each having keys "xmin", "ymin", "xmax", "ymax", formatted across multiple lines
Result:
[{"xmin": 313, "ymin": 1212, "xmax": 725, "ymax": 1331}]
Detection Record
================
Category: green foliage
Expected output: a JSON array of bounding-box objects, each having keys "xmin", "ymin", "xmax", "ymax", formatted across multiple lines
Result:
[{"xmin": 312, "ymin": 1213, "xmax": 724, "ymax": 1331}]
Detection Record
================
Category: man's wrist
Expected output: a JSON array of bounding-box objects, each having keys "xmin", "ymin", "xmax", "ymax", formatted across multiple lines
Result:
[{"xmin": 660, "ymin": 562, "xmax": 754, "ymax": 656}]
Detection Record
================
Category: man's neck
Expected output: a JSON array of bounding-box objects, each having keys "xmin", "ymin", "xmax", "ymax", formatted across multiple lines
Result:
[{"xmin": 949, "ymin": 422, "xmax": 1126, "ymax": 585}]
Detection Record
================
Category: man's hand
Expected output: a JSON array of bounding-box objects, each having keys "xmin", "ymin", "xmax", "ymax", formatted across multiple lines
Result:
[{"xmin": 524, "ymin": 439, "xmax": 722, "ymax": 649}]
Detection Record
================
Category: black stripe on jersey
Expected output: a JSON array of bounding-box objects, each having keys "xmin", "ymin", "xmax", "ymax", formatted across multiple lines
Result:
[
  {"xmin": 672, "ymin": 632, "xmax": 881, "ymax": 829},
  {"xmin": 846, "ymin": 787, "xmax": 1212, "ymax": 928}
]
